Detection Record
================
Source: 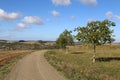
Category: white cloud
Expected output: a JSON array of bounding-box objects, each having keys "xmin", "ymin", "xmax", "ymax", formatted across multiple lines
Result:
[
  {"xmin": 106, "ymin": 11, "xmax": 113, "ymax": 18},
  {"xmin": 106, "ymin": 11, "xmax": 120, "ymax": 20},
  {"xmin": 16, "ymin": 23, "xmax": 30, "ymax": 31},
  {"xmin": 22, "ymin": 16, "xmax": 43, "ymax": 25},
  {"xmin": 0, "ymin": 9, "xmax": 19, "ymax": 21},
  {"xmin": 71, "ymin": 16, "xmax": 75, "ymax": 20},
  {"xmin": 79, "ymin": 0, "xmax": 97, "ymax": 6},
  {"xmin": 115, "ymin": 15, "xmax": 120, "ymax": 20},
  {"xmin": 52, "ymin": 0, "xmax": 71, "ymax": 6},
  {"xmin": 51, "ymin": 10, "xmax": 60, "ymax": 17}
]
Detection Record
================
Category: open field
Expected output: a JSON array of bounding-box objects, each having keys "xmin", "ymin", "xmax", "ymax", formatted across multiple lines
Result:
[
  {"xmin": 45, "ymin": 44, "xmax": 120, "ymax": 80},
  {"xmin": 0, "ymin": 50, "xmax": 33, "ymax": 80}
]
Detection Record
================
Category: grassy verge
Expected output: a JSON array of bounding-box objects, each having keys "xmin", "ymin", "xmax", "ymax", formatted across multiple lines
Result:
[
  {"xmin": 44, "ymin": 45, "xmax": 120, "ymax": 80},
  {"xmin": 0, "ymin": 50, "xmax": 33, "ymax": 80}
]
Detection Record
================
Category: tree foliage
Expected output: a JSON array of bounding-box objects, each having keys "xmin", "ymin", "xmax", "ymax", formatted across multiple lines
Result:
[
  {"xmin": 56, "ymin": 29, "xmax": 74, "ymax": 48},
  {"xmin": 75, "ymin": 19, "xmax": 115, "ymax": 45},
  {"xmin": 74, "ymin": 19, "xmax": 116, "ymax": 63}
]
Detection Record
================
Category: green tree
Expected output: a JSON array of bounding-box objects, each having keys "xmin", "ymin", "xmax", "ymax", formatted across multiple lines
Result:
[
  {"xmin": 75, "ymin": 19, "xmax": 115, "ymax": 63},
  {"xmin": 56, "ymin": 29, "xmax": 74, "ymax": 48}
]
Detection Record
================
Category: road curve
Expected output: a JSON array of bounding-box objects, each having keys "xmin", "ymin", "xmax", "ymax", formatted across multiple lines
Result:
[{"xmin": 5, "ymin": 50, "xmax": 67, "ymax": 80}]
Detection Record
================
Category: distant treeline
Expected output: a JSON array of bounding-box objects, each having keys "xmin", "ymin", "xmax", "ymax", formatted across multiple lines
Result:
[{"xmin": 0, "ymin": 42, "xmax": 58, "ymax": 50}]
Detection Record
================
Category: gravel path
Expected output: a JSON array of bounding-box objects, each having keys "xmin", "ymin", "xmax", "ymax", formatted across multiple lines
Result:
[{"xmin": 5, "ymin": 50, "xmax": 67, "ymax": 80}]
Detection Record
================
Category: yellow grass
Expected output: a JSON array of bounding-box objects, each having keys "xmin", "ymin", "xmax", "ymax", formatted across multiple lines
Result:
[{"xmin": 45, "ymin": 44, "xmax": 120, "ymax": 80}]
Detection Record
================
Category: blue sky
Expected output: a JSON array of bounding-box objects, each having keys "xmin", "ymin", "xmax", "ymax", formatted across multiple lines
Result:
[{"xmin": 0, "ymin": 0, "xmax": 120, "ymax": 42}]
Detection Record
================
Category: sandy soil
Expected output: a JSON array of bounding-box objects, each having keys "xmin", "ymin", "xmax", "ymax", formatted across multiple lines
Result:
[{"xmin": 4, "ymin": 50, "xmax": 67, "ymax": 80}]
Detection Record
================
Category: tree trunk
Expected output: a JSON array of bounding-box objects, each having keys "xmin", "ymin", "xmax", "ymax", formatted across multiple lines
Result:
[
  {"xmin": 66, "ymin": 47, "xmax": 68, "ymax": 54},
  {"xmin": 93, "ymin": 44, "xmax": 96, "ymax": 63}
]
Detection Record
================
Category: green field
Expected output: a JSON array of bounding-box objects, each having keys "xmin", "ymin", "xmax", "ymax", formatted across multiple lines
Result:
[{"xmin": 45, "ymin": 44, "xmax": 120, "ymax": 80}]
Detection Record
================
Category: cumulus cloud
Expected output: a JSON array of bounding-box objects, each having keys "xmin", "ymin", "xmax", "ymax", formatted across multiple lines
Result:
[
  {"xmin": 51, "ymin": 10, "xmax": 60, "ymax": 17},
  {"xmin": 79, "ymin": 0, "xmax": 97, "ymax": 6},
  {"xmin": 71, "ymin": 16, "xmax": 75, "ymax": 20},
  {"xmin": 52, "ymin": 0, "xmax": 71, "ymax": 6},
  {"xmin": 22, "ymin": 16, "xmax": 43, "ymax": 25},
  {"xmin": 0, "ymin": 9, "xmax": 19, "ymax": 21},
  {"xmin": 16, "ymin": 23, "xmax": 30, "ymax": 31},
  {"xmin": 106, "ymin": 11, "xmax": 113, "ymax": 18}
]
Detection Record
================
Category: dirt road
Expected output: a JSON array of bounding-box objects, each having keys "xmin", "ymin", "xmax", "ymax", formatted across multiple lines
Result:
[{"xmin": 5, "ymin": 50, "xmax": 67, "ymax": 80}]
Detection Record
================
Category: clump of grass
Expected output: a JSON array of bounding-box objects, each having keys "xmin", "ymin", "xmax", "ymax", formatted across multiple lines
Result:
[{"xmin": 45, "ymin": 45, "xmax": 120, "ymax": 80}]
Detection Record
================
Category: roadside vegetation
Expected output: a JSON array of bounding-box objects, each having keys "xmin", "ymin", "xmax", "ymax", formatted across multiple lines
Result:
[
  {"xmin": 45, "ymin": 45, "xmax": 120, "ymax": 80},
  {"xmin": 45, "ymin": 19, "xmax": 119, "ymax": 80},
  {"xmin": 56, "ymin": 29, "xmax": 74, "ymax": 49},
  {"xmin": 0, "ymin": 50, "xmax": 33, "ymax": 80}
]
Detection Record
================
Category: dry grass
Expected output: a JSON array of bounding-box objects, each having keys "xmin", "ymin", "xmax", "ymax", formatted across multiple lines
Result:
[
  {"xmin": 19, "ymin": 41, "xmax": 39, "ymax": 44},
  {"xmin": 0, "ymin": 50, "xmax": 33, "ymax": 80},
  {"xmin": 45, "ymin": 44, "xmax": 120, "ymax": 80},
  {"xmin": 0, "ymin": 50, "xmax": 33, "ymax": 65}
]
